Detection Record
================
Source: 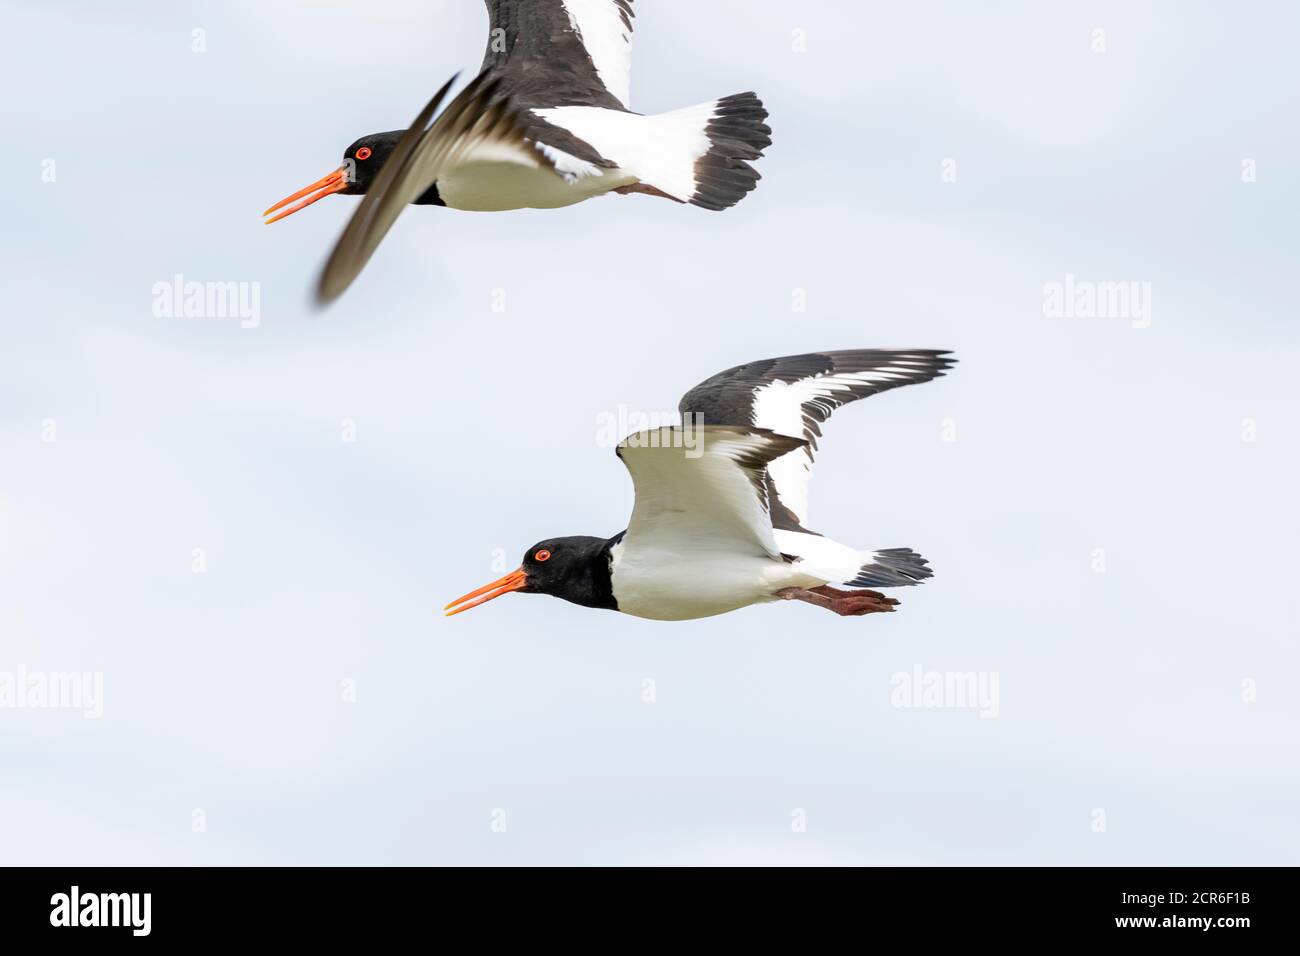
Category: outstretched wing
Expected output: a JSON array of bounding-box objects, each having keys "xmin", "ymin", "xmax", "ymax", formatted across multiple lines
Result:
[
  {"xmin": 481, "ymin": 0, "xmax": 635, "ymax": 110},
  {"xmin": 316, "ymin": 72, "xmax": 540, "ymax": 304},
  {"xmin": 678, "ymin": 350, "xmax": 955, "ymax": 531},
  {"xmin": 617, "ymin": 426, "xmax": 808, "ymax": 559}
]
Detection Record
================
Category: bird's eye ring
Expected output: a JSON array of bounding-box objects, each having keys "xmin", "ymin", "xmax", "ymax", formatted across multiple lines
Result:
[
  {"xmin": 356, "ymin": 147, "xmax": 372, "ymax": 161},
  {"xmin": 535, "ymin": 550, "xmax": 552, "ymax": 562}
]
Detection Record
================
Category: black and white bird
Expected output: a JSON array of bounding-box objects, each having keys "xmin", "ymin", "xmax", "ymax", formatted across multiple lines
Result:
[
  {"xmin": 445, "ymin": 350, "xmax": 955, "ymax": 622},
  {"xmin": 264, "ymin": 0, "xmax": 772, "ymax": 303}
]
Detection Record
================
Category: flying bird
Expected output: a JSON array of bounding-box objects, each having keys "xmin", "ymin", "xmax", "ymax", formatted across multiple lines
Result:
[
  {"xmin": 264, "ymin": 0, "xmax": 772, "ymax": 303},
  {"xmin": 445, "ymin": 350, "xmax": 955, "ymax": 622}
]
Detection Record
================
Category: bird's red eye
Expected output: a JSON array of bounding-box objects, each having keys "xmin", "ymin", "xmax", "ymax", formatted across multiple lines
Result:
[
  {"xmin": 356, "ymin": 147, "xmax": 372, "ymax": 161},
  {"xmin": 535, "ymin": 550, "xmax": 551, "ymax": 562}
]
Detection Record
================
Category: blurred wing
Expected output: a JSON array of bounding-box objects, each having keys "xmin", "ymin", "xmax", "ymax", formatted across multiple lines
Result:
[
  {"xmin": 316, "ymin": 72, "xmax": 538, "ymax": 304},
  {"xmin": 678, "ymin": 350, "xmax": 956, "ymax": 530},
  {"xmin": 617, "ymin": 426, "xmax": 808, "ymax": 559},
  {"xmin": 481, "ymin": 0, "xmax": 634, "ymax": 109}
]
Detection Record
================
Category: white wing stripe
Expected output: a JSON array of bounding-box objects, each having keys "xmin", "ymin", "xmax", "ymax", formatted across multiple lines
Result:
[
  {"xmin": 533, "ymin": 140, "xmax": 604, "ymax": 182},
  {"xmin": 751, "ymin": 370, "xmax": 917, "ymax": 527},
  {"xmin": 560, "ymin": 0, "xmax": 634, "ymax": 108}
]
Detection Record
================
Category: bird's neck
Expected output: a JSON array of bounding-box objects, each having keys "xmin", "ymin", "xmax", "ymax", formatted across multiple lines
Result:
[{"xmin": 558, "ymin": 535, "xmax": 622, "ymax": 611}]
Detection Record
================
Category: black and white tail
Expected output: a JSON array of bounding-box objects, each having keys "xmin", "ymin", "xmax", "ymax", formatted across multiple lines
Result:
[
  {"xmin": 774, "ymin": 531, "xmax": 935, "ymax": 591},
  {"xmin": 536, "ymin": 93, "xmax": 771, "ymax": 209},
  {"xmin": 846, "ymin": 549, "xmax": 934, "ymax": 588},
  {"xmin": 687, "ymin": 92, "xmax": 771, "ymax": 210}
]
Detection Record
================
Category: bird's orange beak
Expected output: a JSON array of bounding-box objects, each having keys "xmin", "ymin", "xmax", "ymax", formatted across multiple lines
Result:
[
  {"xmin": 444, "ymin": 568, "xmax": 528, "ymax": 617},
  {"xmin": 264, "ymin": 167, "xmax": 348, "ymax": 224}
]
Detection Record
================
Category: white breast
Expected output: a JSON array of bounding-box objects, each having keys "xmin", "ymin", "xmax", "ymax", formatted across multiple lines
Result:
[
  {"xmin": 435, "ymin": 139, "xmax": 635, "ymax": 212},
  {"xmin": 609, "ymin": 540, "xmax": 821, "ymax": 622}
]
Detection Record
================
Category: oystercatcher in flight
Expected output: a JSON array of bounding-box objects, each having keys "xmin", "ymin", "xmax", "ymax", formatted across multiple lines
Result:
[
  {"xmin": 445, "ymin": 350, "xmax": 956, "ymax": 621},
  {"xmin": 264, "ymin": 1, "xmax": 772, "ymax": 303}
]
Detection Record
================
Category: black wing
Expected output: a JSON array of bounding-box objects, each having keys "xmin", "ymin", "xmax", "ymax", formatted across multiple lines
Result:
[
  {"xmin": 316, "ymin": 72, "xmax": 534, "ymax": 304},
  {"xmin": 480, "ymin": 0, "xmax": 634, "ymax": 110},
  {"xmin": 678, "ymin": 350, "xmax": 956, "ymax": 531}
]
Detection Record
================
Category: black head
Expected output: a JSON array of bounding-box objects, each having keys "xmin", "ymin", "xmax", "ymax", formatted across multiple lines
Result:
[
  {"xmin": 338, "ymin": 131, "xmax": 404, "ymax": 195},
  {"xmin": 445, "ymin": 536, "xmax": 619, "ymax": 616},
  {"xmin": 264, "ymin": 130, "xmax": 422, "ymax": 224}
]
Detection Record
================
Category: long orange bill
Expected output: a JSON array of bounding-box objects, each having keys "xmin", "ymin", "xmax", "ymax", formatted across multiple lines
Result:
[
  {"xmin": 444, "ymin": 569, "xmax": 527, "ymax": 617},
  {"xmin": 263, "ymin": 167, "xmax": 348, "ymax": 224}
]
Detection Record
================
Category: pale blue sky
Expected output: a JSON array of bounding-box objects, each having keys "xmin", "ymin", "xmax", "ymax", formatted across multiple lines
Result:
[{"xmin": 1, "ymin": 0, "xmax": 1297, "ymax": 864}]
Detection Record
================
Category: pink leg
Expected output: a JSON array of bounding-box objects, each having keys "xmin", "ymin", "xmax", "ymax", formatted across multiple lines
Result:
[
  {"xmin": 776, "ymin": 587, "xmax": 899, "ymax": 617},
  {"xmin": 612, "ymin": 183, "xmax": 686, "ymax": 203}
]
